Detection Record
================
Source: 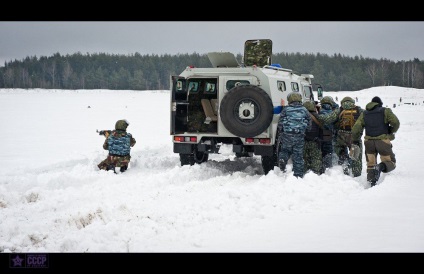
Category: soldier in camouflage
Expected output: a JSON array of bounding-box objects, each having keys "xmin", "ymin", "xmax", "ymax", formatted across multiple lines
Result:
[
  {"xmin": 303, "ymin": 101, "xmax": 323, "ymax": 175},
  {"xmin": 319, "ymin": 96, "xmax": 364, "ymax": 177},
  {"xmin": 319, "ymin": 96, "xmax": 338, "ymax": 173},
  {"xmin": 277, "ymin": 92, "xmax": 311, "ymax": 178},
  {"xmin": 336, "ymin": 97, "xmax": 364, "ymax": 177},
  {"xmin": 98, "ymin": 119, "xmax": 136, "ymax": 173},
  {"xmin": 351, "ymin": 96, "xmax": 400, "ymax": 187}
]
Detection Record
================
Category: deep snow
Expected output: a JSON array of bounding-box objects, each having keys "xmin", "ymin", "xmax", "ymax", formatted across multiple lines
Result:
[{"xmin": 0, "ymin": 86, "xmax": 423, "ymax": 253}]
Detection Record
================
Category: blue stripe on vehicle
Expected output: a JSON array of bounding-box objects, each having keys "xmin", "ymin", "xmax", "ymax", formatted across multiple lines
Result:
[{"xmin": 274, "ymin": 106, "xmax": 282, "ymax": 114}]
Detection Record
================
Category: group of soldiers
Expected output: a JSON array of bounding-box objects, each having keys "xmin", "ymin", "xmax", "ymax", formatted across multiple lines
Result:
[
  {"xmin": 278, "ymin": 92, "xmax": 400, "ymax": 187},
  {"xmin": 96, "ymin": 93, "xmax": 399, "ymax": 187}
]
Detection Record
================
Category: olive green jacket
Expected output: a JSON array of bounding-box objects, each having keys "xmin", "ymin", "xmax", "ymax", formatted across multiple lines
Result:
[{"xmin": 351, "ymin": 102, "xmax": 400, "ymax": 142}]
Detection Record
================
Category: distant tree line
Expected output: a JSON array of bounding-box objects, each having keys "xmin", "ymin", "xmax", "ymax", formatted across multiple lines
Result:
[{"xmin": 1, "ymin": 51, "xmax": 423, "ymax": 91}]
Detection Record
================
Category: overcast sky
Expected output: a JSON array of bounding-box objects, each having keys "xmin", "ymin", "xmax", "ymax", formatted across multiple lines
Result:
[{"xmin": 1, "ymin": 21, "xmax": 424, "ymax": 66}]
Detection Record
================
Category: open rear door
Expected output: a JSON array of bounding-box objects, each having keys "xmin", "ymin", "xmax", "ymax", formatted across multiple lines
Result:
[
  {"xmin": 170, "ymin": 75, "xmax": 188, "ymax": 135},
  {"xmin": 243, "ymin": 39, "xmax": 272, "ymax": 67}
]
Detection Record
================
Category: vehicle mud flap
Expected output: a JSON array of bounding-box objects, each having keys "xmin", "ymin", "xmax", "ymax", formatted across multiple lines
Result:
[
  {"xmin": 180, "ymin": 147, "xmax": 209, "ymax": 166},
  {"xmin": 261, "ymin": 155, "xmax": 275, "ymax": 175},
  {"xmin": 180, "ymin": 153, "xmax": 195, "ymax": 166},
  {"xmin": 262, "ymin": 130, "xmax": 281, "ymax": 175},
  {"xmin": 220, "ymin": 84, "xmax": 273, "ymax": 137}
]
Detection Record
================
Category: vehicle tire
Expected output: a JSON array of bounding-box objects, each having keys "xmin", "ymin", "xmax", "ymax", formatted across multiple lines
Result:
[
  {"xmin": 220, "ymin": 84, "xmax": 274, "ymax": 137},
  {"xmin": 193, "ymin": 149, "xmax": 209, "ymax": 164}
]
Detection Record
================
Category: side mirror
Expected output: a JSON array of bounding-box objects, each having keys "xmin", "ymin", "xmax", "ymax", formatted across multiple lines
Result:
[{"xmin": 317, "ymin": 86, "xmax": 323, "ymax": 100}]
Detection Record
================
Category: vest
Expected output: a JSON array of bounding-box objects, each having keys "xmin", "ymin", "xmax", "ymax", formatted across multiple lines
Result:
[
  {"xmin": 364, "ymin": 107, "xmax": 389, "ymax": 137},
  {"xmin": 305, "ymin": 112, "xmax": 322, "ymax": 141},
  {"xmin": 338, "ymin": 106, "xmax": 361, "ymax": 131},
  {"xmin": 108, "ymin": 131, "xmax": 132, "ymax": 156}
]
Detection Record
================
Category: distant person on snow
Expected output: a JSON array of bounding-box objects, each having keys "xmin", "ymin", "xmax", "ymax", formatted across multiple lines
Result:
[
  {"xmin": 351, "ymin": 96, "xmax": 400, "ymax": 187},
  {"xmin": 98, "ymin": 119, "xmax": 136, "ymax": 173}
]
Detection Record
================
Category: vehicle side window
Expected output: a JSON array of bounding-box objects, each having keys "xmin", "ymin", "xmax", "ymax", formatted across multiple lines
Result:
[
  {"xmin": 303, "ymin": 85, "xmax": 313, "ymax": 101},
  {"xmin": 204, "ymin": 82, "xmax": 216, "ymax": 94},
  {"xmin": 291, "ymin": 82, "xmax": 299, "ymax": 92},
  {"xmin": 188, "ymin": 82, "xmax": 199, "ymax": 93},
  {"xmin": 226, "ymin": 80, "xmax": 250, "ymax": 91},
  {"xmin": 277, "ymin": 81, "xmax": 286, "ymax": 92}
]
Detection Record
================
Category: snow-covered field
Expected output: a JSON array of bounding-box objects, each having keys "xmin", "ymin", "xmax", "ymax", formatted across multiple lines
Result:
[{"xmin": 1, "ymin": 86, "xmax": 423, "ymax": 252}]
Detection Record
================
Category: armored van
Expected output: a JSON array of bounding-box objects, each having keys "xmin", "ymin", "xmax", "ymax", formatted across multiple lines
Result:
[{"xmin": 170, "ymin": 39, "xmax": 321, "ymax": 174}]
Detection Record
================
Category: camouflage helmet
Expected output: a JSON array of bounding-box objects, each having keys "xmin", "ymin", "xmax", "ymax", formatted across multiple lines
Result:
[
  {"xmin": 341, "ymin": 96, "xmax": 355, "ymax": 104},
  {"xmin": 303, "ymin": 101, "xmax": 316, "ymax": 112},
  {"xmin": 115, "ymin": 119, "xmax": 129, "ymax": 131},
  {"xmin": 320, "ymin": 96, "xmax": 334, "ymax": 105},
  {"xmin": 287, "ymin": 92, "xmax": 302, "ymax": 104}
]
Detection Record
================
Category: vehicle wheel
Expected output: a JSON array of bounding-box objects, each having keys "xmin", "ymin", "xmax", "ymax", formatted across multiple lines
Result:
[
  {"xmin": 193, "ymin": 149, "xmax": 209, "ymax": 164},
  {"xmin": 220, "ymin": 84, "xmax": 274, "ymax": 137}
]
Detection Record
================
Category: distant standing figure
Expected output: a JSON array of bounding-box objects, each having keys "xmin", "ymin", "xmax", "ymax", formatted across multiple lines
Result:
[
  {"xmin": 351, "ymin": 96, "xmax": 400, "ymax": 187},
  {"xmin": 277, "ymin": 92, "xmax": 311, "ymax": 178},
  {"xmin": 335, "ymin": 96, "xmax": 338, "ymax": 102},
  {"xmin": 400, "ymin": 97, "xmax": 402, "ymax": 103},
  {"xmin": 98, "ymin": 119, "xmax": 136, "ymax": 173},
  {"xmin": 355, "ymin": 97, "xmax": 358, "ymax": 102}
]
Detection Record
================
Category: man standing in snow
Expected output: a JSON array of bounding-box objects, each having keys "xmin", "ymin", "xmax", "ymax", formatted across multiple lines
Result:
[
  {"xmin": 318, "ymin": 96, "xmax": 338, "ymax": 173},
  {"xmin": 98, "ymin": 119, "xmax": 136, "ymax": 173},
  {"xmin": 351, "ymin": 96, "xmax": 400, "ymax": 187},
  {"xmin": 277, "ymin": 92, "xmax": 311, "ymax": 178},
  {"xmin": 302, "ymin": 101, "xmax": 324, "ymax": 175}
]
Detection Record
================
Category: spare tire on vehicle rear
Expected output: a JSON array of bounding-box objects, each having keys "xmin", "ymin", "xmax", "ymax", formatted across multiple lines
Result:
[{"xmin": 220, "ymin": 84, "xmax": 274, "ymax": 137}]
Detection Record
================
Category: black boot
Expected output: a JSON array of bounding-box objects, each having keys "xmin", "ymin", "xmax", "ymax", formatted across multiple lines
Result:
[
  {"xmin": 367, "ymin": 169, "xmax": 377, "ymax": 187},
  {"xmin": 278, "ymin": 159, "xmax": 287, "ymax": 172},
  {"xmin": 374, "ymin": 163, "xmax": 386, "ymax": 182}
]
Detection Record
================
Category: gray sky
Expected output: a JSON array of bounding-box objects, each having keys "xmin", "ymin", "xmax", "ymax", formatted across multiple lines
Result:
[{"xmin": 1, "ymin": 21, "xmax": 424, "ymax": 66}]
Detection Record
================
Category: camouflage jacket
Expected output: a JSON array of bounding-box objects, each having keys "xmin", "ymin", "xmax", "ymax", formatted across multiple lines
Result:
[
  {"xmin": 351, "ymin": 102, "xmax": 400, "ymax": 141},
  {"xmin": 278, "ymin": 102, "xmax": 311, "ymax": 134}
]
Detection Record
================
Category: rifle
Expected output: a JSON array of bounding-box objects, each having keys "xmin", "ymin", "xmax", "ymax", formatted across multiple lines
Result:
[{"xmin": 97, "ymin": 129, "xmax": 112, "ymax": 138}]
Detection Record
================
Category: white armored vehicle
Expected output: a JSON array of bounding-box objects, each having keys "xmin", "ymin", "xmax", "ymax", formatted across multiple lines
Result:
[{"xmin": 170, "ymin": 39, "xmax": 322, "ymax": 174}]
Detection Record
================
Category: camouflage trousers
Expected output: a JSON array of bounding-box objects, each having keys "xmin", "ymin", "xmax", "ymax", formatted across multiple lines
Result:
[
  {"xmin": 303, "ymin": 140, "xmax": 322, "ymax": 175},
  {"xmin": 278, "ymin": 132, "xmax": 305, "ymax": 178},
  {"xmin": 334, "ymin": 142, "xmax": 362, "ymax": 177},
  {"xmin": 321, "ymin": 140, "xmax": 334, "ymax": 173},
  {"xmin": 98, "ymin": 154, "xmax": 131, "ymax": 171}
]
